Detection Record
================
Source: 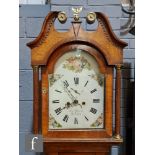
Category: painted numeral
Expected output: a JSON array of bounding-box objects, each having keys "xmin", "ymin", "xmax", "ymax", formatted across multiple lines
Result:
[
  {"xmin": 84, "ymin": 116, "xmax": 89, "ymax": 121},
  {"xmin": 63, "ymin": 80, "xmax": 69, "ymax": 87},
  {"xmin": 55, "ymin": 90, "xmax": 62, "ymax": 93},
  {"xmin": 52, "ymin": 100, "xmax": 59, "ymax": 103},
  {"xmin": 84, "ymin": 80, "xmax": 88, "ymax": 87},
  {"xmin": 90, "ymin": 88, "xmax": 97, "ymax": 94},
  {"xmin": 90, "ymin": 108, "xmax": 97, "ymax": 114},
  {"xmin": 63, "ymin": 115, "xmax": 69, "ymax": 122},
  {"xmin": 74, "ymin": 117, "xmax": 78, "ymax": 124},
  {"xmin": 93, "ymin": 99, "xmax": 100, "ymax": 103},
  {"xmin": 74, "ymin": 77, "xmax": 79, "ymax": 85},
  {"xmin": 55, "ymin": 107, "xmax": 62, "ymax": 115}
]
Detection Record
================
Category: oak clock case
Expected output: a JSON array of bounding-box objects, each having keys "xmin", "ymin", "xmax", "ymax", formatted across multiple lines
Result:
[{"xmin": 27, "ymin": 11, "xmax": 127, "ymax": 155}]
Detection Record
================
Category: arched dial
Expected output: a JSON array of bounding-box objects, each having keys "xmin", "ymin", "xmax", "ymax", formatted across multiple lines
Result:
[{"xmin": 48, "ymin": 50, "xmax": 104, "ymax": 129}]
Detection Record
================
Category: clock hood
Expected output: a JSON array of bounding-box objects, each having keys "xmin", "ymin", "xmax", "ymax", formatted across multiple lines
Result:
[{"xmin": 27, "ymin": 11, "xmax": 127, "ymax": 66}]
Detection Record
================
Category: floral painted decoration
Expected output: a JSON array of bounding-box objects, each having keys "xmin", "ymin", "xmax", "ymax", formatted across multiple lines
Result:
[
  {"xmin": 90, "ymin": 113, "xmax": 103, "ymax": 127},
  {"xmin": 63, "ymin": 56, "xmax": 91, "ymax": 73},
  {"xmin": 49, "ymin": 114, "xmax": 62, "ymax": 128},
  {"xmin": 88, "ymin": 74, "xmax": 104, "ymax": 86},
  {"xmin": 48, "ymin": 74, "xmax": 63, "ymax": 87}
]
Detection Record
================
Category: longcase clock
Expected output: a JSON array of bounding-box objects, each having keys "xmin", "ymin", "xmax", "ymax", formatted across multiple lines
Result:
[{"xmin": 27, "ymin": 10, "xmax": 127, "ymax": 155}]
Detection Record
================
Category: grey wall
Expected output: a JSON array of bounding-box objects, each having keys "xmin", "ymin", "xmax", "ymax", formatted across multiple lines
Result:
[{"xmin": 19, "ymin": 1, "xmax": 135, "ymax": 155}]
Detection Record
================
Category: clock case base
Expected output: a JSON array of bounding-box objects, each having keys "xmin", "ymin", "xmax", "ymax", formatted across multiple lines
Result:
[{"xmin": 44, "ymin": 138, "xmax": 122, "ymax": 155}]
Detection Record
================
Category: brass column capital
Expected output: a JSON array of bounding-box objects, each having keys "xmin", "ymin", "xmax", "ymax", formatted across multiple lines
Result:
[
  {"xmin": 115, "ymin": 64, "xmax": 122, "ymax": 70},
  {"xmin": 32, "ymin": 65, "xmax": 39, "ymax": 72},
  {"xmin": 113, "ymin": 134, "xmax": 122, "ymax": 140}
]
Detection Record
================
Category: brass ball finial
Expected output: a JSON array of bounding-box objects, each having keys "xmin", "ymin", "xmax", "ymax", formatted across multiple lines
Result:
[
  {"xmin": 58, "ymin": 12, "xmax": 67, "ymax": 24},
  {"xmin": 86, "ymin": 12, "xmax": 96, "ymax": 24}
]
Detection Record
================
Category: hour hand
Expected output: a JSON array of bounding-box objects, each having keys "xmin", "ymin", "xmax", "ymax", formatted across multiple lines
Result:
[
  {"xmin": 62, "ymin": 102, "xmax": 72, "ymax": 110},
  {"xmin": 72, "ymin": 100, "xmax": 82, "ymax": 108},
  {"xmin": 71, "ymin": 88, "xmax": 80, "ymax": 95}
]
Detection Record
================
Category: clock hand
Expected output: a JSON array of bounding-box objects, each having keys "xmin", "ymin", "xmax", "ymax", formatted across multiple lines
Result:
[
  {"xmin": 64, "ymin": 87, "xmax": 82, "ymax": 107},
  {"xmin": 71, "ymin": 88, "xmax": 80, "ymax": 95},
  {"xmin": 61, "ymin": 102, "xmax": 72, "ymax": 110},
  {"xmin": 62, "ymin": 82, "xmax": 76, "ymax": 102},
  {"xmin": 62, "ymin": 101, "xmax": 81, "ymax": 110},
  {"xmin": 61, "ymin": 82, "xmax": 82, "ymax": 109},
  {"xmin": 77, "ymin": 103, "xmax": 82, "ymax": 108},
  {"xmin": 66, "ymin": 88, "xmax": 77, "ymax": 101},
  {"xmin": 61, "ymin": 100, "xmax": 82, "ymax": 109},
  {"xmin": 72, "ymin": 100, "xmax": 82, "ymax": 108}
]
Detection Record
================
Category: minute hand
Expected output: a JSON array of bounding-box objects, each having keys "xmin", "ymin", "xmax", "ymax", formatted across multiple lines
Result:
[
  {"xmin": 71, "ymin": 88, "xmax": 80, "ymax": 95},
  {"xmin": 63, "ymin": 85, "xmax": 76, "ymax": 102}
]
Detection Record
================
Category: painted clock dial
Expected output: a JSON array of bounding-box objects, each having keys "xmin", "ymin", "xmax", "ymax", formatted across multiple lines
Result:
[{"xmin": 48, "ymin": 49, "xmax": 105, "ymax": 130}]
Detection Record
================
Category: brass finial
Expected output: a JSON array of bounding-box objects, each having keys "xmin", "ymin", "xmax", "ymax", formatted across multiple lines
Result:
[
  {"xmin": 72, "ymin": 7, "xmax": 83, "ymax": 21},
  {"xmin": 58, "ymin": 12, "xmax": 67, "ymax": 24},
  {"xmin": 86, "ymin": 12, "xmax": 96, "ymax": 24}
]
